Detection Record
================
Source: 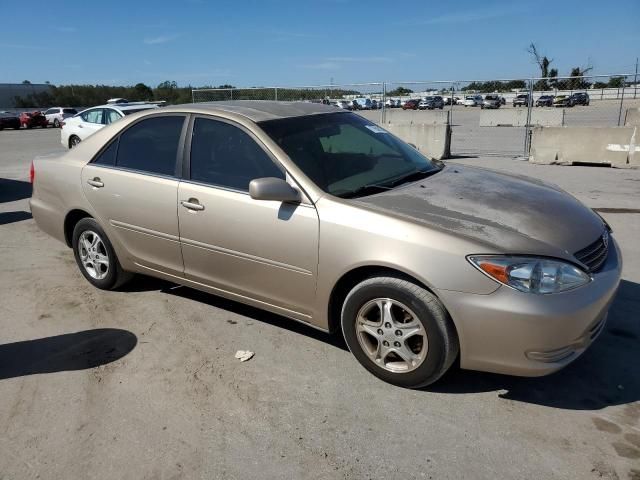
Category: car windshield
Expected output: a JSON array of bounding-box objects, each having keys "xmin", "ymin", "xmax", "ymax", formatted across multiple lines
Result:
[{"xmin": 259, "ymin": 112, "xmax": 440, "ymax": 198}]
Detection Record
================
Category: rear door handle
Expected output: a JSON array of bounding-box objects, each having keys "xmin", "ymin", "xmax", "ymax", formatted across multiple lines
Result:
[
  {"xmin": 87, "ymin": 178, "xmax": 104, "ymax": 188},
  {"xmin": 181, "ymin": 198, "xmax": 204, "ymax": 211}
]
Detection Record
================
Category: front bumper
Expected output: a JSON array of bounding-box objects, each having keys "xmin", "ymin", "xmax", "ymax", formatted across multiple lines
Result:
[{"xmin": 438, "ymin": 238, "xmax": 622, "ymax": 377}]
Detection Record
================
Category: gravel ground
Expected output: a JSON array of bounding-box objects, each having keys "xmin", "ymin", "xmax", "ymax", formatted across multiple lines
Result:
[{"xmin": 1, "ymin": 127, "xmax": 639, "ymax": 480}]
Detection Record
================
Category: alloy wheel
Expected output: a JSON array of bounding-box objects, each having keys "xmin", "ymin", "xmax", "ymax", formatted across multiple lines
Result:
[
  {"xmin": 78, "ymin": 230, "xmax": 109, "ymax": 280},
  {"xmin": 355, "ymin": 298, "xmax": 428, "ymax": 373}
]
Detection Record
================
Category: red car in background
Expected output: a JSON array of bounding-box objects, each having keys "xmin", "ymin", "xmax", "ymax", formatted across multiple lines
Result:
[
  {"xmin": 402, "ymin": 99, "xmax": 420, "ymax": 110},
  {"xmin": 19, "ymin": 111, "xmax": 48, "ymax": 129}
]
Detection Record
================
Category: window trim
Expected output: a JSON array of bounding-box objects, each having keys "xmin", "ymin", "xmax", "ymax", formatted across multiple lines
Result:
[
  {"xmin": 87, "ymin": 112, "xmax": 190, "ymax": 180},
  {"xmin": 183, "ymin": 114, "xmax": 287, "ymax": 195}
]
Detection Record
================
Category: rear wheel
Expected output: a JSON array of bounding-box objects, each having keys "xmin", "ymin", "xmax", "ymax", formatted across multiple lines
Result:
[
  {"xmin": 72, "ymin": 218, "xmax": 131, "ymax": 290},
  {"xmin": 53, "ymin": 118, "xmax": 60, "ymax": 128},
  {"xmin": 341, "ymin": 275, "xmax": 459, "ymax": 388},
  {"xmin": 69, "ymin": 135, "xmax": 81, "ymax": 148}
]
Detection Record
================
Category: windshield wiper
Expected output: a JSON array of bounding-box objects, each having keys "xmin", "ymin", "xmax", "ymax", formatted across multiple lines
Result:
[
  {"xmin": 386, "ymin": 167, "xmax": 441, "ymax": 188},
  {"xmin": 335, "ymin": 183, "xmax": 393, "ymax": 199}
]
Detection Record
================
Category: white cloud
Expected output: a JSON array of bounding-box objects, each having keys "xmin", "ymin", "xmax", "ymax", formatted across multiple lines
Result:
[
  {"xmin": 304, "ymin": 62, "xmax": 341, "ymax": 70},
  {"xmin": 144, "ymin": 34, "xmax": 181, "ymax": 45},
  {"xmin": 409, "ymin": 5, "xmax": 528, "ymax": 26},
  {"xmin": 326, "ymin": 56, "xmax": 393, "ymax": 63}
]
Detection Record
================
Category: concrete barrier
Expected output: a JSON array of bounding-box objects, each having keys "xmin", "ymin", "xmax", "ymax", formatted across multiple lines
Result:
[
  {"xmin": 625, "ymin": 107, "xmax": 640, "ymax": 127},
  {"xmin": 480, "ymin": 108, "xmax": 564, "ymax": 127},
  {"xmin": 529, "ymin": 126, "xmax": 639, "ymax": 168},
  {"xmin": 384, "ymin": 123, "xmax": 451, "ymax": 160},
  {"xmin": 359, "ymin": 109, "xmax": 450, "ymax": 125}
]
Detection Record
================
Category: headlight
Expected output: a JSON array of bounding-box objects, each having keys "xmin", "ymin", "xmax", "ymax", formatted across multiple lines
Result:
[{"xmin": 467, "ymin": 256, "xmax": 591, "ymax": 294}]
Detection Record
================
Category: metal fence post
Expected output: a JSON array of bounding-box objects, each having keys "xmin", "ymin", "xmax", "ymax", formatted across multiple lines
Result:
[
  {"xmin": 191, "ymin": 89, "xmax": 195, "ymax": 103},
  {"xmin": 617, "ymin": 82, "xmax": 626, "ymax": 126},
  {"xmin": 523, "ymin": 78, "xmax": 534, "ymax": 157},
  {"xmin": 449, "ymin": 83, "xmax": 455, "ymax": 125},
  {"xmin": 381, "ymin": 82, "xmax": 386, "ymax": 124},
  {"xmin": 274, "ymin": 87, "xmax": 278, "ymax": 101}
]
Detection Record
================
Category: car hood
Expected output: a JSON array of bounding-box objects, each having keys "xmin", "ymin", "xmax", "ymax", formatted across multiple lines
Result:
[{"xmin": 354, "ymin": 165, "xmax": 605, "ymax": 258}]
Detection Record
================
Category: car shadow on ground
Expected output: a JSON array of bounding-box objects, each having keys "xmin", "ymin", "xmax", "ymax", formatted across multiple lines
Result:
[
  {"xmin": 123, "ymin": 275, "xmax": 349, "ymax": 351},
  {"xmin": 0, "ymin": 211, "xmax": 32, "ymax": 225},
  {"xmin": 428, "ymin": 279, "xmax": 640, "ymax": 410},
  {"xmin": 0, "ymin": 178, "xmax": 32, "ymax": 203},
  {"xmin": 0, "ymin": 328, "xmax": 137, "ymax": 380}
]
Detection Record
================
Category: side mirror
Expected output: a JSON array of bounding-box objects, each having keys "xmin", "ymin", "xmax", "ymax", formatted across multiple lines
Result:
[{"xmin": 249, "ymin": 177, "xmax": 301, "ymax": 203}]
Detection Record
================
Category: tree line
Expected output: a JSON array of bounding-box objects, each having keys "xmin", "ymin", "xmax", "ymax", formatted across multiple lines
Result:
[
  {"xmin": 11, "ymin": 81, "xmax": 235, "ymax": 108},
  {"xmin": 12, "ymin": 81, "xmax": 366, "ymax": 108}
]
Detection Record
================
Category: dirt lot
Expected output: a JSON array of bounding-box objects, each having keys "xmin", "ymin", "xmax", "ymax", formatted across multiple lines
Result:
[{"xmin": 1, "ymin": 128, "xmax": 639, "ymax": 480}]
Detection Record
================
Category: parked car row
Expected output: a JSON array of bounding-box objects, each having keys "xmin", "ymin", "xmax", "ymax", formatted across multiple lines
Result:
[
  {"xmin": 0, "ymin": 107, "xmax": 78, "ymax": 130},
  {"xmin": 517, "ymin": 92, "xmax": 590, "ymax": 108}
]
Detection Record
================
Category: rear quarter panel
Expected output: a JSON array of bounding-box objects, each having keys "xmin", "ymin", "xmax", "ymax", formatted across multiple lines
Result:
[{"xmin": 30, "ymin": 153, "xmax": 91, "ymax": 245}]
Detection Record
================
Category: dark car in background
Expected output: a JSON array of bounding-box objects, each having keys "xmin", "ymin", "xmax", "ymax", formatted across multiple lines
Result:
[
  {"xmin": 570, "ymin": 92, "xmax": 590, "ymax": 106},
  {"xmin": 418, "ymin": 96, "xmax": 445, "ymax": 110},
  {"xmin": 536, "ymin": 95, "xmax": 554, "ymax": 107},
  {"xmin": 402, "ymin": 99, "xmax": 420, "ymax": 110},
  {"xmin": 19, "ymin": 111, "xmax": 48, "ymax": 129},
  {"xmin": 0, "ymin": 111, "xmax": 21, "ymax": 130},
  {"xmin": 512, "ymin": 94, "xmax": 531, "ymax": 107}
]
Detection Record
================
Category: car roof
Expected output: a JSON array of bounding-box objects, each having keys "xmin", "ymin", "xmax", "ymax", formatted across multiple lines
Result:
[{"xmin": 154, "ymin": 100, "xmax": 347, "ymax": 122}]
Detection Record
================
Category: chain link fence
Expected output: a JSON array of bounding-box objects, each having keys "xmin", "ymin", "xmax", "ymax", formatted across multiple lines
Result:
[{"xmin": 192, "ymin": 73, "xmax": 639, "ymax": 159}]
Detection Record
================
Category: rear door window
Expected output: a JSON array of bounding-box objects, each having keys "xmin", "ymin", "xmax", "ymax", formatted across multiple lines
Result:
[{"xmin": 115, "ymin": 116, "xmax": 185, "ymax": 176}]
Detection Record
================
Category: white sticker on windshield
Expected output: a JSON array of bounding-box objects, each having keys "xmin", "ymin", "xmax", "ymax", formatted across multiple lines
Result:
[{"xmin": 365, "ymin": 125, "xmax": 388, "ymax": 134}]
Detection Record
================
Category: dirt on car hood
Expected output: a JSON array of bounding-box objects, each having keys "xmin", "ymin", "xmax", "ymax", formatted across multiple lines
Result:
[{"xmin": 355, "ymin": 164, "xmax": 606, "ymax": 257}]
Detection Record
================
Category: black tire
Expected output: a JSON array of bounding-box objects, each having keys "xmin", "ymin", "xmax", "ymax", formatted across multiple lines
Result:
[
  {"xmin": 53, "ymin": 118, "xmax": 60, "ymax": 128},
  {"xmin": 341, "ymin": 275, "xmax": 459, "ymax": 388},
  {"xmin": 69, "ymin": 135, "xmax": 81, "ymax": 148},
  {"xmin": 72, "ymin": 218, "xmax": 131, "ymax": 290}
]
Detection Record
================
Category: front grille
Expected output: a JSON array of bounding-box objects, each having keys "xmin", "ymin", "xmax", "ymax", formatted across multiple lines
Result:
[{"xmin": 574, "ymin": 231, "xmax": 609, "ymax": 273}]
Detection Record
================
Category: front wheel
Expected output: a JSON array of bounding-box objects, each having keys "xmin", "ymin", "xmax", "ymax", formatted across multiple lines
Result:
[
  {"xmin": 53, "ymin": 118, "xmax": 60, "ymax": 128},
  {"xmin": 341, "ymin": 276, "xmax": 459, "ymax": 388},
  {"xmin": 69, "ymin": 135, "xmax": 81, "ymax": 148},
  {"xmin": 72, "ymin": 218, "xmax": 131, "ymax": 290}
]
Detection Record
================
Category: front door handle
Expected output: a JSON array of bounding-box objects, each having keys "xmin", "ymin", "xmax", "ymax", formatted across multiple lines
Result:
[
  {"xmin": 87, "ymin": 177, "xmax": 104, "ymax": 188},
  {"xmin": 181, "ymin": 198, "xmax": 204, "ymax": 211}
]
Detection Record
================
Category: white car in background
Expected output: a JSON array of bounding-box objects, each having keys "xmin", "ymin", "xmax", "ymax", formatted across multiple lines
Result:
[
  {"xmin": 61, "ymin": 102, "xmax": 159, "ymax": 148},
  {"xmin": 463, "ymin": 95, "xmax": 483, "ymax": 107},
  {"xmin": 43, "ymin": 107, "xmax": 78, "ymax": 128}
]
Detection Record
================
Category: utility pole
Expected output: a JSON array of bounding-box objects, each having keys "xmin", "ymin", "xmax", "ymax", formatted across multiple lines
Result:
[{"xmin": 634, "ymin": 57, "xmax": 638, "ymax": 99}]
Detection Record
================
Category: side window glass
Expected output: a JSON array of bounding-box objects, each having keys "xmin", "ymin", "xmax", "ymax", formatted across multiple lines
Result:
[
  {"xmin": 190, "ymin": 118, "xmax": 284, "ymax": 191},
  {"xmin": 115, "ymin": 116, "xmax": 184, "ymax": 176},
  {"xmin": 106, "ymin": 109, "xmax": 122, "ymax": 124},
  {"xmin": 93, "ymin": 140, "xmax": 117, "ymax": 166},
  {"xmin": 82, "ymin": 109, "xmax": 103, "ymax": 124}
]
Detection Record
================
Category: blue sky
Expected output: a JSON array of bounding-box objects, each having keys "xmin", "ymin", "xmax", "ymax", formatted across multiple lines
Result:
[{"xmin": 1, "ymin": 0, "xmax": 638, "ymax": 87}]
